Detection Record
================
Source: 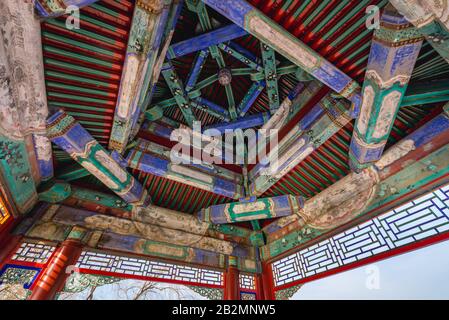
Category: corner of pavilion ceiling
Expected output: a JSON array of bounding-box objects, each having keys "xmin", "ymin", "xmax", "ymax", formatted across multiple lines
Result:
[{"xmin": 23, "ymin": 0, "xmax": 449, "ymax": 240}]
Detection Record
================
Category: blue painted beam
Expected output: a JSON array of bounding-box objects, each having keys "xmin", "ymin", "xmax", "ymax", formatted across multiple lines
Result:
[
  {"xmin": 185, "ymin": 49, "xmax": 209, "ymax": 92},
  {"xmin": 402, "ymin": 79, "xmax": 449, "ymax": 107},
  {"xmin": 195, "ymin": 97, "xmax": 230, "ymax": 120},
  {"xmin": 126, "ymin": 139, "xmax": 244, "ymax": 199},
  {"xmin": 167, "ymin": 24, "xmax": 248, "ymax": 59},
  {"xmin": 204, "ymin": 113, "xmax": 270, "ymax": 135},
  {"xmin": 237, "ymin": 81, "xmax": 266, "ymax": 117}
]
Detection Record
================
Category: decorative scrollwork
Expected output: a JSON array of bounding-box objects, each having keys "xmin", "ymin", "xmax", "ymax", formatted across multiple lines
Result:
[
  {"xmin": 275, "ymin": 284, "xmax": 302, "ymax": 300},
  {"xmin": 61, "ymin": 273, "xmax": 123, "ymax": 294},
  {"xmin": 187, "ymin": 286, "xmax": 223, "ymax": 300}
]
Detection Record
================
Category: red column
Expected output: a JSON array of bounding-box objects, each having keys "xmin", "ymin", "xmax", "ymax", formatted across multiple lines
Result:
[
  {"xmin": 261, "ymin": 262, "xmax": 276, "ymax": 300},
  {"xmin": 29, "ymin": 239, "xmax": 82, "ymax": 300},
  {"xmin": 255, "ymin": 273, "xmax": 265, "ymax": 300},
  {"xmin": 0, "ymin": 234, "xmax": 22, "ymax": 267},
  {"xmin": 224, "ymin": 258, "xmax": 240, "ymax": 300}
]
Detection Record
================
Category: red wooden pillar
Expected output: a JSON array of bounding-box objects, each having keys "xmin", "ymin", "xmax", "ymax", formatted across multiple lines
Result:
[
  {"xmin": 224, "ymin": 257, "xmax": 240, "ymax": 300},
  {"xmin": 255, "ymin": 273, "xmax": 265, "ymax": 300},
  {"xmin": 0, "ymin": 234, "xmax": 22, "ymax": 267},
  {"xmin": 261, "ymin": 262, "xmax": 276, "ymax": 300},
  {"xmin": 29, "ymin": 239, "xmax": 83, "ymax": 300}
]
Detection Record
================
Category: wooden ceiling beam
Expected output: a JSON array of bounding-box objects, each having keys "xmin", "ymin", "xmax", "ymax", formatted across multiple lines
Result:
[
  {"xmin": 125, "ymin": 138, "xmax": 244, "ymax": 199},
  {"xmin": 47, "ymin": 111, "xmax": 150, "ymax": 206},
  {"xmin": 349, "ymin": 7, "xmax": 424, "ymax": 171},
  {"xmin": 167, "ymin": 24, "xmax": 248, "ymax": 59},
  {"xmin": 402, "ymin": 79, "xmax": 449, "ymax": 107},
  {"xmin": 260, "ymin": 43, "xmax": 280, "ymax": 112},
  {"xmin": 161, "ymin": 61, "xmax": 198, "ymax": 126},
  {"xmin": 109, "ymin": 0, "xmax": 172, "ymax": 153},
  {"xmin": 197, "ymin": 195, "xmax": 304, "ymax": 224}
]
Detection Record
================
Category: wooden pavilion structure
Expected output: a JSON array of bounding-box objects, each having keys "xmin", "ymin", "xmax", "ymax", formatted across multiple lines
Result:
[{"xmin": 0, "ymin": 0, "xmax": 449, "ymax": 300}]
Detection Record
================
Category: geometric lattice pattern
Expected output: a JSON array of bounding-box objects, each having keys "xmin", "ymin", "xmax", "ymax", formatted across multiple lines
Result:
[
  {"xmin": 240, "ymin": 292, "xmax": 257, "ymax": 300},
  {"xmin": 274, "ymin": 284, "xmax": 302, "ymax": 300},
  {"xmin": 76, "ymin": 251, "xmax": 223, "ymax": 287},
  {"xmin": 239, "ymin": 273, "xmax": 255, "ymax": 290},
  {"xmin": 10, "ymin": 242, "xmax": 55, "ymax": 264},
  {"xmin": 272, "ymin": 184, "xmax": 449, "ymax": 287},
  {"xmin": 188, "ymin": 286, "xmax": 224, "ymax": 300}
]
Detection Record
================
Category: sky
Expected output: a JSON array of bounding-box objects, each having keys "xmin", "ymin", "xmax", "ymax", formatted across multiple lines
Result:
[{"xmin": 292, "ymin": 239, "xmax": 449, "ymax": 300}]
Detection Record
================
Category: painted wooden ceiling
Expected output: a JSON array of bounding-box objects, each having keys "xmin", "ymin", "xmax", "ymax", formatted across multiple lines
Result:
[{"xmin": 43, "ymin": 0, "xmax": 449, "ymax": 215}]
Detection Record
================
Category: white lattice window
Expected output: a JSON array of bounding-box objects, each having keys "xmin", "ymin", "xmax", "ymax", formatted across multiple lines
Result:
[
  {"xmin": 76, "ymin": 251, "xmax": 224, "ymax": 287},
  {"xmin": 272, "ymin": 184, "xmax": 449, "ymax": 287},
  {"xmin": 11, "ymin": 242, "xmax": 56, "ymax": 264},
  {"xmin": 239, "ymin": 273, "xmax": 255, "ymax": 290}
]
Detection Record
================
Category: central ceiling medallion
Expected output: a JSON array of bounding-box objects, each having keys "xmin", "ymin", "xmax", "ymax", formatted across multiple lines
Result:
[{"xmin": 218, "ymin": 68, "xmax": 232, "ymax": 86}]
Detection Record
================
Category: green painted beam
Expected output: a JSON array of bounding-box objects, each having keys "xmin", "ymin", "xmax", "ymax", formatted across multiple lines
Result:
[
  {"xmin": 218, "ymin": 42, "xmax": 263, "ymax": 72},
  {"xmin": 198, "ymin": 195, "xmax": 304, "ymax": 224},
  {"xmin": 261, "ymin": 43, "xmax": 280, "ymax": 112},
  {"xmin": 203, "ymin": 0, "xmax": 362, "ymax": 114},
  {"xmin": 161, "ymin": 62, "xmax": 197, "ymax": 126}
]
